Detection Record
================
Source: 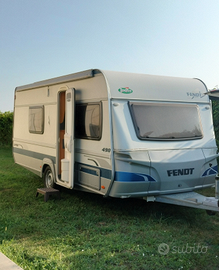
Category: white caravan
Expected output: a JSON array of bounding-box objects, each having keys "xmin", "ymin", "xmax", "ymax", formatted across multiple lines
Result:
[{"xmin": 13, "ymin": 69, "xmax": 219, "ymax": 212}]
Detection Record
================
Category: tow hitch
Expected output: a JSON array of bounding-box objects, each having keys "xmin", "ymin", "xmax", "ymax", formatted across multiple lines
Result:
[{"xmin": 145, "ymin": 175, "xmax": 219, "ymax": 213}]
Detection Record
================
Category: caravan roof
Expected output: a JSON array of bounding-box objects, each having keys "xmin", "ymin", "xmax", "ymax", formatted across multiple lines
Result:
[{"xmin": 15, "ymin": 69, "xmax": 209, "ymax": 103}]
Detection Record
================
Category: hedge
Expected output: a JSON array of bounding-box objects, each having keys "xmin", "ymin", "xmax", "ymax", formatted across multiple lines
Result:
[
  {"xmin": 0, "ymin": 111, "xmax": 13, "ymax": 146},
  {"xmin": 212, "ymin": 101, "xmax": 219, "ymax": 146}
]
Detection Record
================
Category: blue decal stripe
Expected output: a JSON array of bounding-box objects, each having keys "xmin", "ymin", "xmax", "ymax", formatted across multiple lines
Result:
[
  {"xmin": 13, "ymin": 147, "xmax": 56, "ymax": 163},
  {"xmin": 114, "ymin": 171, "xmax": 156, "ymax": 182},
  {"xmin": 202, "ymin": 165, "xmax": 218, "ymax": 177},
  {"xmin": 75, "ymin": 162, "xmax": 111, "ymax": 179},
  {"xmin": 75, "ymin": 163, "xmax": 156, "ymax": 182}
]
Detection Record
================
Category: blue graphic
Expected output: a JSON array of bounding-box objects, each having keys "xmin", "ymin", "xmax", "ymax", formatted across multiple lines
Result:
[
  {"xmin": 115, "ymin": 171, "xmax": 156, "ymax": 182},
  {"xmin": 202, "ymin": 165, "xmax": 218, "ymax": 177}
]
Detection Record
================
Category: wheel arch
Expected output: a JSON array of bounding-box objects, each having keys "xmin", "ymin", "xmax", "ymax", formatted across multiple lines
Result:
[{"xmin": 41, "ymin": 158, "xmax": 56, "ymax": 183}]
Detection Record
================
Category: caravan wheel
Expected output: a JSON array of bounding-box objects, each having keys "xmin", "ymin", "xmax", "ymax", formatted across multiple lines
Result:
[{"xmin": 44, "ymin": 166, "xmax": 55, "ymax": 188}]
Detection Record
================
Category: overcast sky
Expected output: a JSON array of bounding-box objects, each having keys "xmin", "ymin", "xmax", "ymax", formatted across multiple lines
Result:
[{"xmin": 1, "ymin": 0, "xmax": 219, "ymax": 112}]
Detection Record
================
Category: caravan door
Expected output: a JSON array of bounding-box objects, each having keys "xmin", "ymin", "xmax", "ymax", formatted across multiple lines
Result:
[{"xmin": 58, "ymin": 88, "xmax": 75, "ymax": 189}]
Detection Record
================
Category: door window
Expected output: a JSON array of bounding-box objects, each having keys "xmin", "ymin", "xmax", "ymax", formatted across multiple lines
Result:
[{"xmin": 75, "ymin": 103, "xmax": 102, "ymax": 140}]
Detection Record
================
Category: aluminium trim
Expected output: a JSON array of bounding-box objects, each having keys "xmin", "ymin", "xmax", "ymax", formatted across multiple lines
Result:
[
  {"xmin": 14, "ymin": 102, "xmax": 57, "ymax": 108},
  {"xmin": 15, "ymin": 69, "xmax": 94, "ymax": 92}
]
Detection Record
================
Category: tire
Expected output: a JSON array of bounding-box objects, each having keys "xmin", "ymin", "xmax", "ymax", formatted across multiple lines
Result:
[
  {"xmin": 44, "ymin": 166, "xmax": 56, "ymax": 188},
  {"xmin": 206, "ymin": 210, "xmax": 216, "ymax": 216}
]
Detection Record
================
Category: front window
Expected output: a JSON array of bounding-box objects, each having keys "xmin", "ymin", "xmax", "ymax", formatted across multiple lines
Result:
[{"xmin": 129, "ymin": 102, "xmax": 203, "ymax": 140}]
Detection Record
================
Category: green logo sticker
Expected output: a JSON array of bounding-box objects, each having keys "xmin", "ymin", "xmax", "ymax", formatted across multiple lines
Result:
[{"xmin": 118, "ymin": 87, "xmax": 133, "ymax": 94}]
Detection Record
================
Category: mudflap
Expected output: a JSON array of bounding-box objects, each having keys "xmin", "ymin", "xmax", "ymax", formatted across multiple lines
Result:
[{"xmin": 148, "ymin": 192, "xmax": 219, "ymax": 212}]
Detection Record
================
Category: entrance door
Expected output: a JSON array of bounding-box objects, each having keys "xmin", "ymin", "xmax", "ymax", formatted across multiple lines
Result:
[{"xmin": 58, "ymin": 88, "xmax": 75, "ymax": 189}]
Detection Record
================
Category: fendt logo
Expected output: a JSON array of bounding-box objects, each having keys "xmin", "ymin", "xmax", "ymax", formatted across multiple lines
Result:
[{"xmin": 167, "ymin": 168, "xmax": 194, "ymax": 177}]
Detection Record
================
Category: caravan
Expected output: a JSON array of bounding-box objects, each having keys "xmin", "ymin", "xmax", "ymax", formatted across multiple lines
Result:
[{"xmin": 13, "ymin": 69, "xmax": 219, "ymax": 211}]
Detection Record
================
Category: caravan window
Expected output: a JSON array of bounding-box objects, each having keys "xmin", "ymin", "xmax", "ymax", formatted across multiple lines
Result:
[
  {"xmin": 29, "ymin": 106, "xmax": 44, "ymax": 134},
  {"xmin": 129, "ymin": 102, "xmax": 203, "ymax": 141},
  {"xmin": 75, "ymin": 103, "xmax": 102, "ymax": 140}
]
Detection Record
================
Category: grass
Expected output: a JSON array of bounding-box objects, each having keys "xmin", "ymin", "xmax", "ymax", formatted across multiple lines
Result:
[{"xmin": 0, "ymin": 146, "xmax": 219, "ymax": 269}]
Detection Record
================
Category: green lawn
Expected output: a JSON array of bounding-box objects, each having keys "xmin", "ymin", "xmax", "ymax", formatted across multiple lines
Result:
[{"xmin": 0, "ymin": 146, "xmax": 219, "ymax": 269}]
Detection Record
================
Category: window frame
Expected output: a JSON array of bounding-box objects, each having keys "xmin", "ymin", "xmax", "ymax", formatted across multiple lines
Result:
[
  {"xmin": 128, "ymin": 101, "xmax": 203, "ymax": 141},
  {"xmin": 29, "ymin": 105, "xmax": 44, "ymax": 134},
  {"xmin": 75, "ymin": 102, "xmax": 102, "ymax": 140}
]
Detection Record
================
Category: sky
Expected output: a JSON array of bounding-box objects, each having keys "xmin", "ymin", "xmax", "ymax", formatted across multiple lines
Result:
[{"xmin": 1, "ymin": 0, "xmax": 219, "ymax": 112}]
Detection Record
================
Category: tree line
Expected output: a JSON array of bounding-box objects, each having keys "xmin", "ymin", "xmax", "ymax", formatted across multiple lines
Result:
[
  {"xmin": 212, "ymin": 101, "xmax": 219, "ymax": 145},
  {"xmin": 0, "ymin": 111, "xmax": 13, "ymax": 146}
]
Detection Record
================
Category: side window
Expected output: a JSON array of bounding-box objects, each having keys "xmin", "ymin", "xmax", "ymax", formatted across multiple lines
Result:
[
  {"xmin": 75, "ymin": 103, "xmax": 102, "ymax": 140},
  {"xmin": 29, "ymin": 106, "xmax": 44, "ymax": 134}
]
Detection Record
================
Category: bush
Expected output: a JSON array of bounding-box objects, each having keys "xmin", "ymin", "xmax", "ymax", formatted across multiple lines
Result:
[
  {"xmin": 212, "ymin": 101, "xmax": 219, "ymax": 146},
  {"xmin": 0, "ymin": 111, "xmax": 13, "ymax": 146}
]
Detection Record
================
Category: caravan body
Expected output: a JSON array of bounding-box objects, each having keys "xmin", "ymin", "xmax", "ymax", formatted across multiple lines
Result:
[{"xmin": 13, "ymin": 69, "xmax": 218, "ymax": 201}]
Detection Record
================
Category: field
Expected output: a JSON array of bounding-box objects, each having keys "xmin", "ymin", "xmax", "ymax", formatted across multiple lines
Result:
[{"xmin": 0, "ymin": 146, "xmax": 219, "ymax": 270}]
